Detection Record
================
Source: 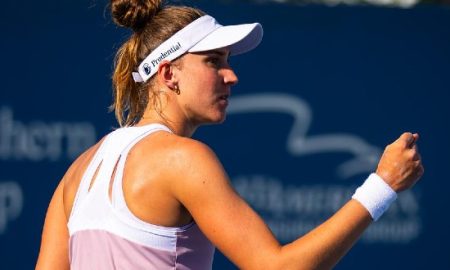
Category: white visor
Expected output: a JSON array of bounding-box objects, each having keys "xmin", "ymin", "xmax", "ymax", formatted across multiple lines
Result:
[{"xmin": 132, "ymin": 15, "xmax": 263, "ymax": 82}]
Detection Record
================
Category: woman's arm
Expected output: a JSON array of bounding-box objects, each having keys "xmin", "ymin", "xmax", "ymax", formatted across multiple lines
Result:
[
  {"xmin": 35, "ymin": 179, "xmax": 70, "ymax": 270},
  {"xmin": 169, "ymin": 132, "xmax": 423, "ymax": 270}
]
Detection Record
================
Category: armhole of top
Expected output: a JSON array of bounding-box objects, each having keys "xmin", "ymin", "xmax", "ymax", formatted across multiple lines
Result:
[{"xmin": 68, "ymin": 135, "xmax": 109, "ymax": 220}]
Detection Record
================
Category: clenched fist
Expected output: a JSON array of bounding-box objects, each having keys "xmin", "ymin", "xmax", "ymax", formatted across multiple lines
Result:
[{"xmin": 376, "ymin": 132, "xmax": 424, "ymax": 192}]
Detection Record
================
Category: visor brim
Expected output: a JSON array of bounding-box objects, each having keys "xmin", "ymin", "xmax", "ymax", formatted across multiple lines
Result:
[{"xmin": 188, "ymin": 23, "xmax": 263, "ymax": 56}]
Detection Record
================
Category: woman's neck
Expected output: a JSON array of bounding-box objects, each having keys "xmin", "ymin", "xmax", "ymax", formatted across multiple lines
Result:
[{"xmin": 137, "ymin": 109, "xmax": 197, "ymax": 138}]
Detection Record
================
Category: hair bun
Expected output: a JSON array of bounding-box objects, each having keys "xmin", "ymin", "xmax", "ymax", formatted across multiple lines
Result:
[{"xmin": 111, "ymin": 0, "xmax": 162, "ymax": 31}]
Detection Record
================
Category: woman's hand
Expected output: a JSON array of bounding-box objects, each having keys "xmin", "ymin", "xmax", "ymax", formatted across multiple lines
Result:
[{"xmin": 376, "ymin": 132, "xmax": 424, "ymax": 192}]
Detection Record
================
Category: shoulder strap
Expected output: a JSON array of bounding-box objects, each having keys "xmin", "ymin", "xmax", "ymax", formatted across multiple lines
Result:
[{"xmin": 110, "ymin": 124, "xmax": 172, "ymax": 217}]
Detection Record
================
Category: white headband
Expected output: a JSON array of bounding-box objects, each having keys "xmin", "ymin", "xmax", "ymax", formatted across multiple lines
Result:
[{"xmin": 132, "ymin": 15, "xmax": 263, "ymax": 83}]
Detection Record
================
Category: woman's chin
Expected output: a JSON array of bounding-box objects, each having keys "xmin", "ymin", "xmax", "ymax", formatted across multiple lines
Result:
[{"xmin": 200, "ymin": 112, "xmax": 227, "ymax": 126}]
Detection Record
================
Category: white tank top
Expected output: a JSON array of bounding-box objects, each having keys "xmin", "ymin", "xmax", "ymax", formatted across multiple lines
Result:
[{"xmin": 67, "ymin": 124, "xmax": 215, "ymax": 269}]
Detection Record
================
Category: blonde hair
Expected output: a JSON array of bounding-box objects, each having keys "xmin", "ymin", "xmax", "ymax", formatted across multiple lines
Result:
[{"xmin": 110, "ymin": 0, "xmax": 205, "ymax": 126}]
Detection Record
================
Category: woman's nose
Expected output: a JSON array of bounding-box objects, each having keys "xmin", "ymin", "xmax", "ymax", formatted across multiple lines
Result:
[{"xmin": 223, "ymin": 68, "xmax": 239, "ymax": 86}]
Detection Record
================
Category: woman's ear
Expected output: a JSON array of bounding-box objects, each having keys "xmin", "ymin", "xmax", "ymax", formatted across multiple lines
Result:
[{"xmin": 157, "ymin": 60, "xmax": 178, "ymax": 90}]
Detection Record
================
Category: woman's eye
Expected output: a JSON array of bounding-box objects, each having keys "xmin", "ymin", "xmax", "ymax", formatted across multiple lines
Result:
[
  {"xmin": 205, "ymin": 54, "xmax": 230, "ymax": 68},
  {"xmin": 207, "ymin": 57, "xmax": 220, "ymax": 66}
]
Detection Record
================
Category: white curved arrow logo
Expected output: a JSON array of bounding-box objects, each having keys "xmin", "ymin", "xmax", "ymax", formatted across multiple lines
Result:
[{"xmin": 227, "ymin": 93, "xmax": 382, "ymax": 179}]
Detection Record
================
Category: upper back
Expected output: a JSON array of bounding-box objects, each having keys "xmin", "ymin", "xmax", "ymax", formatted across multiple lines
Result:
[{"xmin": 63, "ymin": 124, "xmax": 193, "ymax": 226}]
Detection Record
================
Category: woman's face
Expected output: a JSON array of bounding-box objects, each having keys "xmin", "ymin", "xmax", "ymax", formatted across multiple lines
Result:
[{"xmin": 174, "ymin": 47, "xmax": 238, "ymax": 126}]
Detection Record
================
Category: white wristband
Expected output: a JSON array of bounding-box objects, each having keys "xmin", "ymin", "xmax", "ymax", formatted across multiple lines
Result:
[{"xmin": 352, "ymin": 173, "xmax": 398, "ymax": 221}]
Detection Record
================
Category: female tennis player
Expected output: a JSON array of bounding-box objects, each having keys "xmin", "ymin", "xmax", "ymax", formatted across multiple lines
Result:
[{"xmin": 35, "ymin": 0, "xmax": 424, "ymax": 269}]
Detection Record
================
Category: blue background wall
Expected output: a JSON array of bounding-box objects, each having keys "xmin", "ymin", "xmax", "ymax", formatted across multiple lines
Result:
[{"xmin": 1, "ymin": 0, "xmax": 449, "ymax": 269}]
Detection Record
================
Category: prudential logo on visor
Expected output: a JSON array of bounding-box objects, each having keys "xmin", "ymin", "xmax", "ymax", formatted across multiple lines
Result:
[{"xmin": 143, "ymin": 64, "xmax": 151, "ymax": 75}]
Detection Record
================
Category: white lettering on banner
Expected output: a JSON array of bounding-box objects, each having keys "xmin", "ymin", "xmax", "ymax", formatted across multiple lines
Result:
[
  {"xmin": 0, "ymin": 181, "xmax": 23, "ymax": 235},
  {"xmin": 233, "ymin": 175, "xmax": 355, "ymax": 217},
  {"xmin": 0, "ymin": 106, "xmax": 96, "ymax": 161},
  {"xmin": 233, "ymin": 175, "xmax": 421, "ymax": 244},
  {"xmin": 228, "ymin": 93, "xmax": 422, "ymax": 244}
]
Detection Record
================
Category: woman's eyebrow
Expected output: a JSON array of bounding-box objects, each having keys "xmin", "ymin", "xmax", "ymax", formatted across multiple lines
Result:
[{"xmin": 204, "ymin": 50, "xmax": 230, "ymax": 57}]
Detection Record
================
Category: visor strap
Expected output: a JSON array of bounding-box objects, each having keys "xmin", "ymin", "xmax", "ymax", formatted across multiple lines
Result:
[{"xmin": 132, "ymin": 15, "xmax": 221, "ymax": 83}]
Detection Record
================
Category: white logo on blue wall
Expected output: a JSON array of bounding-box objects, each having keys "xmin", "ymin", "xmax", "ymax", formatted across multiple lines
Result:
[
  {"xmin": 228, "ymin": 93, "xmax": 381, "ymax": 178},
  {"xmin": 226, "ymin": 93, "xmax": 422, "ymax": 244},
  {"xmin": 143, "ymin": 63, "xmax": 151, "ymax": 75}
]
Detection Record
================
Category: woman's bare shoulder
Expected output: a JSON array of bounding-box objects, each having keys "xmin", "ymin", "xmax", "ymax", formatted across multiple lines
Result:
[
  {"xmin": 64, "ymin": 136, "xmax": 106, "ymax": 182},
  {"xmin": 126, "ymin": 131, "xmax": 223, "ymax": 191},
  {"xmin": 135, "ymin": 131, "xmax": 219, "ymax": 167}
]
